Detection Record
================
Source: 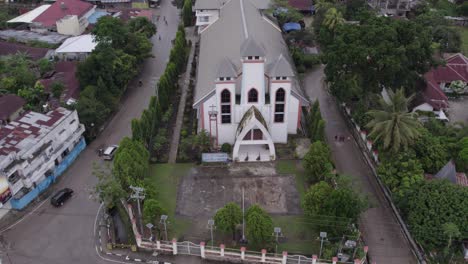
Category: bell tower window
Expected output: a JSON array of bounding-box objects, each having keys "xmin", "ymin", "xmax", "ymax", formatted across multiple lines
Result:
[
  {"xmin": 248, "ymin": 88, "xmax": 258, "ymax": 103},
  {"xmin": 220, "ymin": 89, "xmax": 231, "ymax": 124},
  {"xmin": 274, "ymin": 88, "xmax": 285, "ymax": 122}
]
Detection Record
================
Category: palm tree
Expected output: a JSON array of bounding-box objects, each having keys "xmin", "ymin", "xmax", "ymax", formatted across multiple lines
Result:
[
  {"xmin": 366, "ymin": 88, "xmax": 422, "ymax": 153},
  {"xmin": 322, "ymin": 7, "xmax": 345, "ymax": 31}
]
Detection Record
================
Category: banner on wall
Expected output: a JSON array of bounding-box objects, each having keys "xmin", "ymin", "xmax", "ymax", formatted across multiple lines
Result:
[{"xmin": 0, "ymin": 177, "xmax": 12, "ymax": 205}]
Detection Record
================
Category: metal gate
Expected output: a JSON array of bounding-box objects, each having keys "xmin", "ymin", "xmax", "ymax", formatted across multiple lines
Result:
[
  {"xmin": 287, "ymin": 255, "xmax": 315, "ymax": 264},
  {"xmin": 177, "ymin": 241, "xmax": 201, "ymax": 256}
]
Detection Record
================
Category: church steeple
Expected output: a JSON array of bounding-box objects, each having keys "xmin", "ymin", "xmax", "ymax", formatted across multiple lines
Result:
[{"xmin": 240, "ymin": 37, "xmax": 266, "ymax": 105}]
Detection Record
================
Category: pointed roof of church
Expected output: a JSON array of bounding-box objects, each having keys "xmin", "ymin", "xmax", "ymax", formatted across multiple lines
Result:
[
  {"xmin": 236, "ymin": 106, "xmax": 268, "ymax": 135},
  {"xmin": 217, "ymin": 57, "xmax": 238, "ymax": 77},
  {"xmin": 268, "ymin": 54, "xmax": 294, "ymax": 77},
  {"xmin": 240, "ymin": 37, "xmax": 265, "ymax": 57}
]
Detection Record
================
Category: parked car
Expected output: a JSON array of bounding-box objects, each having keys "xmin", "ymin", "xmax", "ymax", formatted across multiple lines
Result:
[
  {"xmin": 103, "ymin": 145, "xmax": 119, "ymax": 160},
  {"xmin": 51, "ymin": 188, "xmax": 74, "ymax": 207}
]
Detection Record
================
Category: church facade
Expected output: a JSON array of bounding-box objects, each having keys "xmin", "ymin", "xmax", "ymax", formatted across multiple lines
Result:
[{"xmin": 193, "ymin": 0, "xmax": 308, "ymax": 162}]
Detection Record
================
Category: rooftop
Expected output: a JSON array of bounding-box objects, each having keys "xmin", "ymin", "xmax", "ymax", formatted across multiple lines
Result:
[
  {"xmin": 0, "ymin": 41, "xmax": 51, "ymax": 61},
  {"xmin": 33, "ymin": 0, "xmax": 94, "ymax": 27},
  {"xmin": 194, "ymin": 0, "xmax": 303, "ymax": 104},
  {"xmin": 39, "ymin": 61, "xmax": 80, "ymax": 104},
  {"xmin": 0, "ymin": 108, "xmax": 70, "ymax": 160},
  {"xmin": 288, "ymin": 0, "xmax": 313, "ymax": 11},
  {"xmin": 0, "ymin": 95, "xmax": 26, "ymax": 121},
  {"xmin": 194, "ymin": 0, "xmax": 271, "ymax": 10},
  {"xmin": 55, "ymin": 34, "xmax": 97, "ymax": 53},
  {"xmin": 7, "ymin": 5, "xmax": 51, "ymax": 24}
]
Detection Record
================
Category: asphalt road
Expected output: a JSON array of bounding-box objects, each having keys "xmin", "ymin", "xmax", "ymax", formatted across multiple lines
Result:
[
  {"xmin": 0, "ymin": 2, "xmax": 189, "ymax": 264},
  {"xmin": 303, "ymin": 65, "xmax": 417, "ymax": 264}
]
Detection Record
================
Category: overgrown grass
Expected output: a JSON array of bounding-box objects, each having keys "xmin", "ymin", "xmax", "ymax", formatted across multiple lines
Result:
[
  {"xmin": 276, "ymin": 160, "xmax": 308, "ymax": 200},
  {"xmin": 148, "ymin": 163, "xmax": 193, "ymax": 238}
]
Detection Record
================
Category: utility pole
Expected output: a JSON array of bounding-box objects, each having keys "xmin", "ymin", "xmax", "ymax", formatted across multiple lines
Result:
[
  {"xmin": 130, "ymin": 185, "xmax": 145, "ymax": 236},
  {"xmin": 319, "ymin": 232, "xmax": 327, "ymax": 259},
  {"xmin": 241, "ymin": 187, "xmax": 246, "ymax": 243},
  {"xmin": 160, "ymin": 215, "xmax": 168, "ymax": 241},
  {"xmin": 207, "ymin": 219, "xmax": 215, "ymax": 248}
]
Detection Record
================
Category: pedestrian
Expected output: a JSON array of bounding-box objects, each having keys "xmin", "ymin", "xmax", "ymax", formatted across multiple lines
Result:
[
  {"xmin": 165, "ymin": 20, "xmax": 168, "ymax": 25},
  {"xmin": 347, "ymin": 136, "xmax": 351, "ymax": 141},
  {"xmin": 159, "ymin": 35, "xmax": 161, "ymax": 40},
  {"xmin": 334, "ymin": 135, "xmax": 337, "ymax": 141}
]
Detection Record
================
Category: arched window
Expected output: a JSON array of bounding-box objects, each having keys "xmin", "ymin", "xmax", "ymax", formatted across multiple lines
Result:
[
  {"xmin": 220, "ymin": 89, "xmax": 231, "ymax": 124},
  {"xmin": 248, "ymin": 88, "xmax": 258, "ymax": 103},
  {"xmin": 274, "ymin": 88, "xmax": 285, "ymax": 122}
]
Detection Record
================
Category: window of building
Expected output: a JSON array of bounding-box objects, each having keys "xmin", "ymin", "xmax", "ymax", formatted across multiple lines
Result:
[
  {"xmin": 275, "ymin": 77, "xmax": 281, "ymax": 80},
  {"xmin": 254, "ymin": 56, "xmax": 260, "ymax": 60},
  {"xmin": 199, "ymin": 16, "xmax": 209, "ymax": 22},
  {"xmin": 282, "ymin": 76, "xmax": 287, "ymax": 80},
  {"xmin": 274, "ymin": 88, "xmax": 285, "ymax": 122},
  {"xmin": 220, "ymin": 89, "xmax": 231, "ymax": 124},
  {"xmin": 219, "ymin": 77, "xmax": 225, "ymax": 81},
  {"xmin": 69, "ymin": 119, "xmax": 76, "ymax": 125},
  {"xmin": 248, "ymin": 56, "xmax": 253, "ymax": 60},
  {"xmin": 248, "ymin": 88, "xmax": 258, "ymax": 103},
  {"xmin": 226, "ymin": 77, "xmax": 231, "ymax": 81}
]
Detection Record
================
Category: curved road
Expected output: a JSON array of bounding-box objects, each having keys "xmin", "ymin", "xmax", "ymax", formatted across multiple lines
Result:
[{"xmin": 0, "ymin": 2, "xmax": 180, "ymax": 263}]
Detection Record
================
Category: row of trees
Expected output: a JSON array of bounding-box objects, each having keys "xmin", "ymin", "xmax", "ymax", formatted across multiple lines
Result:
[
  {"xmin": 76, "ymin": 16, "xmax": 156, "ymax": 138},
  {"xmin": 131, "ymin": 25, "xmax": 188, "ymax": 161}
]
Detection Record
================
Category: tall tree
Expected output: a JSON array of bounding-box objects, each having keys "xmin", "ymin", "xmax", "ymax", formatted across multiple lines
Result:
[
  {"xmin": 213, "ymin": 202, "xmax": 242, "ymax": 240},
  {"xmin": 366, "ymin": 89, "xmax": 422, "ymax": 153},
  {"xmin": 322, "ymin": 7, "xmax": 344, "ymax": 31},
  {"xmin": 182, "ymin": 0, "xmax": 193, "ymax": 27},
  {"xmin": 92, "ymin": 16, "xmax": 128, "ymax": 49},
  {"xmin": 245, "ymin": 205, "xmax": 273, "ymax": 247},
  {"xmin": 128, "ymin": 17, "xmax": 157, "ymax": 38},
  {"xmin": 143, "ymin": 199, "xmax": 167, "ymax": 225},
  {"xmin": 113, "ymin": 137, "xmax": 149, "ymax": 192},
  {"xmin": 303, "ymin": 141, "xmax": 334, "ymax": 183},
  {"xmin": 94, "ymin": 164, "xmax": 127, "ymax": 209}
]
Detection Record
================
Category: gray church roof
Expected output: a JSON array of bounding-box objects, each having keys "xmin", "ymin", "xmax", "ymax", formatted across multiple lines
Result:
[
  {"xmin": 217, "ymin": 57, "xmax": 238, "ymax": 77},
  {"xmin": 240, "ymin": 37, "xmax": 265, "ymax": 57},
  {"xmin": 434, "ymin": 160, "xmax": 457, "ymax": 184},
  {"xmin": 194, "ymin": 0, "xmax": 223, "ymax": 10},
  {"xmin": 194, "ymin": 0, "xmax": 307, "ymax": 105},
  {"xmin": 267, "ymin": 53, "xmax": 294, "ymax": 77}
]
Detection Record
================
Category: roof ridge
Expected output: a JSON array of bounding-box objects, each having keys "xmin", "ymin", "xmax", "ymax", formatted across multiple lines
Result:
[{"xmin": 240, "ymin": 0, "xmax": 249, "ymax": 39}]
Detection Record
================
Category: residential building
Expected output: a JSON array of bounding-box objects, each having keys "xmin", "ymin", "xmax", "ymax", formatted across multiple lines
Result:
[
  {"xmin": 367, "ymin": 0, "xmax": 419, "ymax": 17},
  {"xmin": 55, "ymin": 34, "xmax": 97, "ymax": 60},
  {"xmin": 0, "ymin": 41, "xmax": 52, "ymax": 61},
  {"xmin": 0, "ymin": 95, "xmax": 26, "ymax": 126},
  {"xmin": 39, "ymin": 61, "xmax": 81, "ymax": 106},
  {"xmin": 288, "ymin": 0, "xmax": 314, "ymax": 13},
  {"xmin": 0, "ymin": 108, "xmax": 86, "ymax": 209},
  {"xmin": 193, "ymin": 0, "xmax": 308, "ymax": 162},
  {"xmin": 426, "ymin": 160, "xmax": 468, "ymax": 187},
  {"xmin": 31, "ymin": 0, "xmax": 96, "ymax": 36},
  {"xmin": 194, "ymin": 0, "xmax": 270, "ymax": 34},
  {"xmin": 7, "ymin": 5, "xmax": 52, "ymax": 25}
]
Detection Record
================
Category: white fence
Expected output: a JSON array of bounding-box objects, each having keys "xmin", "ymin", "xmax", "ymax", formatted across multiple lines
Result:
[{"xmin": 123, "ymin": 203, "xmax": 368, "ymax": 264}]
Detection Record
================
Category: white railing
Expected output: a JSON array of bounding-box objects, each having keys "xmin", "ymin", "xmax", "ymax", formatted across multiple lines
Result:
[{"xmin": 124, "ymin": 203, "xmax": 368, "ymax": 264}]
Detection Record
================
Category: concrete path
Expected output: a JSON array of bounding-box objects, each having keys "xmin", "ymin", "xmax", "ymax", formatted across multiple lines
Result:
[
  {"xmin": 0, "ymin": 3, "xmax": 181, "ymax": 264},
  {"xmin": 168, "ymin": 31, "xmax": 197, "ymax": 163},
  {"xmin": 303, "ymin": 65, "xmax": 417, "ymax": 264}
]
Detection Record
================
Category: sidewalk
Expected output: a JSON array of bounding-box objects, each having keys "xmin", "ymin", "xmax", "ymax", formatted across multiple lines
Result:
[{"xmin": 303, "ymin": 65, "xmax": 416, "ymax": 264}]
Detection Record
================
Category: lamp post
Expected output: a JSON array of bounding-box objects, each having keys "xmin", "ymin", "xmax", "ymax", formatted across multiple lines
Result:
[
  {"xmin": 160, "ymin": 215, "xmax": 168, "ymax": 241},
  {"xmin": 146, "ymin": 223, "xmax": 154, "ymax": 241},
  {"xmin": 208, "ymin": 219, "xmax": 215, "ymax": 248},
  {"xmin": 319, "ymin": 232, "xmax": 328, "ymax": 259},
  {"xmin": 273, "ymin": 227, "xmax": 282, "ymax": 255}
]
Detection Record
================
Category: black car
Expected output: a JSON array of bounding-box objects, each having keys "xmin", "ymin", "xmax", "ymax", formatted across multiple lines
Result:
[{"xmin": 51, "ymin": 188, "xmax": 73, "ymax": 207}]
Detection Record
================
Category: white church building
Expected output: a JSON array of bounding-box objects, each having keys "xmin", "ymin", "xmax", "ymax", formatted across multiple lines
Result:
[{"xmin": 193, "ymin": 0, "xmax": 308, "ymax": 162}]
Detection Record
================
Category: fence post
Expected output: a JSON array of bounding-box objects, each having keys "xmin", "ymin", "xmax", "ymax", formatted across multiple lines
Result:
[
  {"xmin": 282, "ymin": 251, "xmax": 287, "ymax": 264},
  {"xmin": 220, "ymin": 244, "xmax": 225, "ymax": 257},
  {"xmin": 332, "ymin": 257, "xmax": 338, "ymax": 264},
  {"xmin": 261, "ymin": 249, "xmax": 266, "ymax": 262},
  {"xmin": 172, "ymin": 239, "xmax": 177, "ymax": 255},
  {"xmin": 240, "ymin": 247, "xmax": 246, "ymax": 260},
  {"xmin": 312, "ymin": 255, "xmax": 317, "ymax": 264},
  {"xmin": 156, "ymin": 240, "xmax": 161, "ymax": 250},
  {"xmin": 200, "ymin": 242, "xmax": 206, "ymax": 259}
]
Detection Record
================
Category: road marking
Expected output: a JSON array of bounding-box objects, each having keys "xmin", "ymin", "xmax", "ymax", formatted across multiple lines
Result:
[
  {"xmin": 0, "ymin": 198, "xmax": 49, "ymax": 234},
  {"xmin": 107, "ymin": 252, "xmax": 112, "ymax": 255},
  {"xmin": 116, "ymin": 253, "xmax": 123, "ymax": 256},
  {"xmin": 125, "ymin": 255, "xmax": 130, "ymax": 260},
  {"xmin": 100, "ymin": 246, "xmax": 103, "ymax": 252},
  {"xmin": 134, "ymin": 259, "xmax": 142, "ymax": 262}
]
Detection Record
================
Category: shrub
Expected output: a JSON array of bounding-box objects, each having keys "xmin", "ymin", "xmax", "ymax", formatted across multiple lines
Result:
[{"xmin": 221, "ymin": 143, "xmax": 232, "ymax": 153}]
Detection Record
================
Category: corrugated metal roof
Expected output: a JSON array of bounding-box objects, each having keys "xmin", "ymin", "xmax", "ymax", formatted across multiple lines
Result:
[
  {"xmin": 55, "ymin": 34, "xmax": 97, "ymax": 53},
  {"xmin": 7, "ymin": 5, "xmax": 51, "ymax": 24}
]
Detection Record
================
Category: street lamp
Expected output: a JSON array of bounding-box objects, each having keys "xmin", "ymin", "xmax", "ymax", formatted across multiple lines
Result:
[
  {"xmin": 273, "ymin": 227, "xmax": 282, "ymax": 255},
  {"xmin": 160, "ymin": 215, "xmax": 168, "ymax": 241},
  {"xmin": 146, "ymin": 223, "xmax": 154, "ymax": 241},
  {"xmin": 319, "ymin": 232, "xmax": 328, "ymax": 259},
  {"xmin": 207, "ymin": 219, "xmax": 215, "ymax": 248}
]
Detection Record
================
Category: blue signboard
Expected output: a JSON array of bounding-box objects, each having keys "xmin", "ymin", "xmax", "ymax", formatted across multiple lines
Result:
[{"xmin": 202, "ymin": 153, "xmax": 229, "ymax": 163}]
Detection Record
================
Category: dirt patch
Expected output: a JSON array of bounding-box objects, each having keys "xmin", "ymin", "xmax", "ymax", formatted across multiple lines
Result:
[
  {"xmin": 448, "ymin": 98, "xmax": 468, "ymax": 124},
  {"xmin": 176, "ymin": 163, "xmax": 301, "ymax": 218}
]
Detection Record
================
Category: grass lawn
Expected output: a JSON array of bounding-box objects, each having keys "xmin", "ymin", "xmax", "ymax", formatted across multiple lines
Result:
[
  {"xmin": 148, "ymin": 163, "xmax": 193, "ymax": 238},
  {"xmin": 274, "ymin": 160, "xmax": 322, "ymax": 254},
  {"xmin": 457, "ymin": 26, "xmax": 468, "ymax": 56}
]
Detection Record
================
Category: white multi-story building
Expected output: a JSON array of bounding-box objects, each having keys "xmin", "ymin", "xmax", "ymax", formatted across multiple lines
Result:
[
  {"xmin": 0, "ymin": 108, "xmax": 85, "ymax": 208},
  {"xmin": 193, "ymin": 0, "xmax": 308, "ymax": 162}
]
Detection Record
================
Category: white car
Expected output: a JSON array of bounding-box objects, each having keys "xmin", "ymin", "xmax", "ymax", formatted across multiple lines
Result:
[{"xmin": 103, "ymin": 145, "xmax": 118, "ymax": 160}]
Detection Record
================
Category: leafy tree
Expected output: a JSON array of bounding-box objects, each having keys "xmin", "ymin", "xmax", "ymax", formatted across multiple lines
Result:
[
  {"xmin": 302, "ymin": 181, "xmax": 333, "ymax": 217},
  {"xmin": 401, "ymin": 180, "xmax": 468, "ymax": 250},
  {"xmin": 113, "ymin": 137, "xmax": 149, "ymax": 192},
  {"xmin": 442, "ymin": 222, "xmax": 460, "ymax": 251},
  {"xmin": 194, "ymin": 130, "xmax": 211, "ymax": 154},
  {"xmin": 18, "ymin": 81, "xmax": 46, "ymax": 111},
  {"xmin": 322, "ymin": 8, "xmax": 344, "ymax": 32},
  {"xmin": 128, "ymin": 17, "xmax": 157, "ymax": 38},
  {"xmin": 367, "ymin": 89, "xmax": 422, "ymax": 153},
  {"xmin": 182, "ymin": 0, "xmax": 193, "ymax": 27},
  {"xmin": 51, "ymin": 81, "xmax": 65, "ymax": 99},
  {"xmin": 92, "ymin": 16, "xmax": 128, "ymax": 49},
  {"xmin": 94, "ymin": 164, "xmax": 127, "ymax": 209},
  {"xmin": 432, "ymin": 26, "xmax": 461, "ymax": 53},
  {"xmin": 143, "ymin": 199, "xmax": 167, "ymax": 225},
  {"xmin": 307, "ymin": 101, "xmax": 325, "ymax": 142},
  {"xmin": 378, "ymin": 152, "xmax": 424, "ymax": 198},
  {"xmin": 37, "ymin": 58, "xmax": 53, "ymax": 76},
  {"xmin": 457, "ymin": 2, "xmax": 468, "ymax": 16},
  {"xmin": 76, "ymin": 85, "xmax": 110, "ymax": 137},
  {"xmin": 457, "ymin": 137, "xmax": 468, "ymax": 171},
  {"xmin": 213, "ymin": 202, "xmax": 242, "ymax": 240},
  {"xmin": 245, "ymin": 205, "xmax": 273, "ymax": 247},
  {"xmin": 302, "ymin": 141, "xmax": 334, "ymax": 183},
  {"xmin": 412, "ymin": 129, "xmax": 449, "ymax": 174},
  {"xmin": 125, "ymin": 32, "xmax": 153, "ymax": 63}
]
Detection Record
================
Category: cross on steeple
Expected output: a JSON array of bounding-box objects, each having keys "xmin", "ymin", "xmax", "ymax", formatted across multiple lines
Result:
[{"xmin": 208, "ymin": 104, "xmax": 218, "ymax": 116}]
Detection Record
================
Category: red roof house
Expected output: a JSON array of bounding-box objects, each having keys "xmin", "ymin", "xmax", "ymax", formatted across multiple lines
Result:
[
  {"xmin": 39, "ymin": 61, "xmax": 80, "ymax": 107},
  {"xmin": 32, "ymin": 0, "xmax": 94, "ymax": 28},
  {"xmin": 423, "ymin": 53, "xmax": 468, "ymax": 110},
  {"xmin": 288, "ymin": 0, "xmax": 313, "ymax": 12},
  {"xmin": 0, "ymin": 94, "xmax": 26, "ymax": 125}
]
